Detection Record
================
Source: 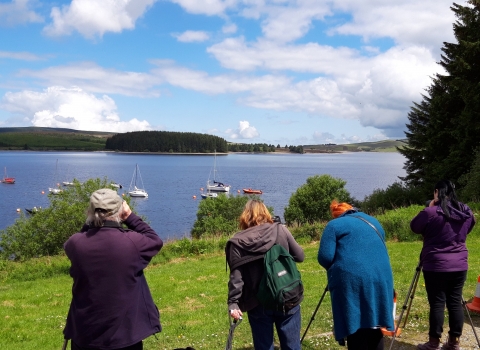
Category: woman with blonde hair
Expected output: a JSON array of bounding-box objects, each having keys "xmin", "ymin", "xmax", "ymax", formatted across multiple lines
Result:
[
  {"xmin": 226, "ymin": 199, "xmax": 305, "ymax": 350},
  {"xmin": 318, "ymin": 200, "xmax": 394, "ymax": 350}
]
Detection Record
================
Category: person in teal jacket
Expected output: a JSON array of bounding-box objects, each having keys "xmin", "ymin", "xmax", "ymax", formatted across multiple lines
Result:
[{"xmin": 318, "ymin": 200, "xmax": 394, "ymax": 350}]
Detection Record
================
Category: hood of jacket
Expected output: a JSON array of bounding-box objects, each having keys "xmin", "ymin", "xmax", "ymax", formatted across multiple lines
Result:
[
  {"xmin": 435, "ymin": 201, "xmax": 472, "ymax": 222},
  {"xmin": 226, "ymin": 222, "xmax": 279, "ymax": 270}
]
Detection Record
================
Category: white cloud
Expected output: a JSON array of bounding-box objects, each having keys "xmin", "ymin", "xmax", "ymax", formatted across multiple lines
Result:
[
  {"xmin": 169, "ymin": 0, "xmax": 237, "ymax": 16},
  {"xmin": 18, "ymin": 62, "xmax": 162, "ymax": 97},
  {"xmin": 222, "ymin": 23, "xmax": 237, "ymax": 34},
  {"xmin": 0, "ymin": 51, "xmax": 43, "ymax": 61},
  {"xmin": 0, "ymin": 0, "xmax": 43, "ymax": 26},
  {"xmin": 43, "ymin": 0, "xmax": 156, "ymax": 38},
  {"xmin": 312, "ymin": 131, "xmax": 336, "ymax": 144},
  {"xmin": 173, "ymin": 30, "xmax": 210, "ymax": 42},
  {"xmin": 226, "ymin": 120, "xmax": 259, "ymax": 139},
  {"xmin": 1, "ymin": 86, "xmax": 152, "ymax": 132}
]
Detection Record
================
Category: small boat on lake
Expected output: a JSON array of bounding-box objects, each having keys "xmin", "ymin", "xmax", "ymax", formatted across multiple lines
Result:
[
  {"xmin": 206, "ymin": 150, "xmax": 230, "ymax": 192},
  {"xmin": 25, "ymin": 206, "xmax": 41, "ymax": 215},
  {"xmin": 201, "ymin": 192, "xmax": 218, "ymax": 199},
  {"xmin": 128, "ymin": 164, "xmax": 148, "ymax": 198},
  {"xmin": 49, "ymin": 160, "xmax": 62, "ymax": 195},
  {"xmin": 243, "ymin": 188, "xmax": 263, "ymax": 194},
  {"xmin": 2, "ymin": 167, "xmax": 15, "ymax": 184},
  {"xmin": 111, "ymin": 183, "xmax": 123, "ymax": 189}
]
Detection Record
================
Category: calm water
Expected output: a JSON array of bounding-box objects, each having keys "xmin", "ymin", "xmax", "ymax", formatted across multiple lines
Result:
[{"xmin": 0, "ymin": 151, "xmax": 406, "ymax": 240}]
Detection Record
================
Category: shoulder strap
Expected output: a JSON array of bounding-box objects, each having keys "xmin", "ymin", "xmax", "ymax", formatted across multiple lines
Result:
[{"xmin": 350, "ymin": 215, "xmax": 387, "ymax": 249}]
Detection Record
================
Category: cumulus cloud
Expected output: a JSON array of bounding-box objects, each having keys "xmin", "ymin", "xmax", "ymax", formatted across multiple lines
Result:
[
  {"xmin": 226, "ymin": 120, "xmax": 259, "ymax": 139},
  {"xmin": 1, "ymin": 86, "xmax": 152, "ymax": 132},
  {"xmin": 0, "ymin": 0, "xmax": 43, "ymax": 26},
  {"xmin": 43, "ymin": 0, "xmax": 156, "ymax": 38},
  {"xmin": 173, "ymin": 30, "xmax": 210, "ymax": 42}
]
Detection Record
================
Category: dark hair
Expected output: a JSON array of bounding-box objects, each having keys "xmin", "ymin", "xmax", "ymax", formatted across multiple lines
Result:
[{"xmin": 434, "ymin": 180, "xmax": 460, "ymax": 218}]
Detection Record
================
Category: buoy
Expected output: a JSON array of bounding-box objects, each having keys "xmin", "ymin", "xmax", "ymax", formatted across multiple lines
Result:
[
  {"xmin": 193, "ymin": 195, "xmax": 197, "ymax": 199},
  {"xmin": 122, "ymin": 193, "xmax": 125, "ymax": 197},
  {"xmin": 41, "ymin": 191, "xmax": 45, "ymax": 194},
  {"xmin": 237, "ymin": 189, "xmax": 240, "ymax": 193},
  {"xmin": 381, "ymin": 290, "xmax": 402, "ymax": 336},
  {"xmin": 200, "ymin": 187, "xmax": 204, "ymax": 191},
  {"xmin": 57, "ymin": 183, "xmax": 60, "ymax": 187},
  {"xmin": 16, "ymin": 208, "xmax": 20, "ymax": 212},
  {"xmin": 467, "ymin": 276, "xmax": 480, "ymax": 313}
]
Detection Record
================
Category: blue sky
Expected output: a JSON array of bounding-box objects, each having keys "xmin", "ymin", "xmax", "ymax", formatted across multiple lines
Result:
[{"xmin": 0, "ymin": 0, "xmax": 458, "ymax": 145}]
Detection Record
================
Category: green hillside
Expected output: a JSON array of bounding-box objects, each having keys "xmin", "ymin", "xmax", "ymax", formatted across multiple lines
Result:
[
  {"xmin": 303, "ymin": 139, "xmax": 407, "ymax": 153},
  {"xmin": 0, "ymin": 127, "xmax": 111, "ymax": 151}
]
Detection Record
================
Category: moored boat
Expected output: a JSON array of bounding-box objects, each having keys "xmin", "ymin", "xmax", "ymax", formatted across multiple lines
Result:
[
  {"xmin": 243, "ymin": 188, "xmax": 263, "ymax": 194},
  {"xmin": 2, "ymin": 167, "xmax": 15, "ymax": 184}
]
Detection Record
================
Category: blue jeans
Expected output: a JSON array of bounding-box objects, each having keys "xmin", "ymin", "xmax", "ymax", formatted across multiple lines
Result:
[{"xmin": 247, "ymin": 304, "xmax": 301, "ymax": 350}]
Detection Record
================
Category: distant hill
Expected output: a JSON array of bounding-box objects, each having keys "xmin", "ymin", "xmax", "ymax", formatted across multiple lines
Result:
[
  {"xmin": 303, "ymin": 139, "xmax": 407, "ymax": 153},
  {"xmin": 0, "ymin": 127, "xmax": 113, "ymax": 151}
]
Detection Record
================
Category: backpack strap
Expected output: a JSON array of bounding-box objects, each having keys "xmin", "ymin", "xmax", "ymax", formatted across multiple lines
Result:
[{"xmin": 350, "ymin": 215, "xmax": 387, "ymax": 249}]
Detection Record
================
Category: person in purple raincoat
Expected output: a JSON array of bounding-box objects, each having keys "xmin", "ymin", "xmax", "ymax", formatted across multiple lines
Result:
[{"xmin": 411, "ymin": 180, "xmax": 475, "ymax": 350}]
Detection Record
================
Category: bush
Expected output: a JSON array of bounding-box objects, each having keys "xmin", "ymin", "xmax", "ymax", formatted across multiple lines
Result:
[
  {"xmin": 289, "ymin": 221, "xmax": 327, "ymax": 243},
  {"xmin": 358, "ymin": 181, "xmax": 425, "ymax": 214},
  {"xmin": 0, "ymin": 178, "xmax": 132, "ymax": 260},
  {"xmin": 283, "ymin": 175, "xmax": 352, "ymax": 225},
  {"xmin": 376, "ymin": 205, "xmax": 423, "ymax": 242},
  {"xmin": 191, "ymin": 194, "xmax": 273, "ymax": 238}
]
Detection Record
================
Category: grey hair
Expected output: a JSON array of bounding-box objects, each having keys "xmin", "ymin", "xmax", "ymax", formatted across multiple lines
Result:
[{"xmin": 86, "ymin": 207, "xmax": 122, "ymax": 227}]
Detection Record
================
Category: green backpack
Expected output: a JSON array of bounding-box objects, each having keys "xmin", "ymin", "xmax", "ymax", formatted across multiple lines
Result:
[{"xmin": 256, "ymin": 243, "xmax": 304, "ymax": 312}]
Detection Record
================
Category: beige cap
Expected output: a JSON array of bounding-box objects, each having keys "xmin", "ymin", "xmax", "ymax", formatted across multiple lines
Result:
[{"xmin": 90, "ymin": 188, "xmax": 122, "ymax": 214}]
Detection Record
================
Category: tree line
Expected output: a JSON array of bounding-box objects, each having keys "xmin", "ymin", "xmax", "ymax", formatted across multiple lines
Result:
[{"xmin": 105, "ymin": 131, "xmax": 228, "ymax": 153}]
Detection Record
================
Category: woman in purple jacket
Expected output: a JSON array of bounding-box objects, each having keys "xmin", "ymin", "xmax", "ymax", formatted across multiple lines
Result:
[
  {"xmin": 411, "ymin": 180, "xmax": 475, "ymax": 350},
  {"xmin": 63, "ymin": 189, "xmax": 163, "ymax": 350}
]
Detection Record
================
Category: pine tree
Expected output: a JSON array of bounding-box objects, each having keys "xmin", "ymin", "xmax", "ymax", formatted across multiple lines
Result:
[{"xmin": 399, "ymin": 1, "xmax": 480, "ymax": 193}]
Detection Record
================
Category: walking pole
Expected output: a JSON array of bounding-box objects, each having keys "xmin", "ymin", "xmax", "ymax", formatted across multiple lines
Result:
[
  {"xmin": 388, "ymin": 261, "xmax": 422, "ymax": 350},
  {"xmin": 225, "ymin": 311, "xmax": 242, "ymax": 350},
  {"xmin": 462, "ymin": 297, "xmax": 480, "ymax": 348},
  {"xmin": 301, "ymin": 285, "xmax": 328, "ymax": 343}
]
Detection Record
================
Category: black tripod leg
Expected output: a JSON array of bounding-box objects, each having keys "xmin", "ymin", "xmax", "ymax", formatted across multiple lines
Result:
[
  {"xmin": 402, "ymin": 265, "xmax": 422, "ymax": 328},
  {"xmin": 462, "ymin": 297, "xmax": 480, "ymax": 348},
  {"xmin": 388, "ymin": 262, "xmax": 422, "ymax": 350},
  {"xmin": 301, "ymin": 285, "xmax": 328, "ymax": 343}
]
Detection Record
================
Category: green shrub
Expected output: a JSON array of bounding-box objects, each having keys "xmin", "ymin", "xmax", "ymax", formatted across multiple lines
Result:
[
  {"xmin": 376, "ymin": 205, "xmax": 423, "ymax": 242},
  {"xmin": 0, "ymin": 178, "xmax": 131, "ymax": 260},
  {"xmin": 358, "ymin": 181, "xmax": 425, "ymax": 214},
  {"xmin": 284, "ymin": 175, "xmax": 352, "ymax": 225},
  {"xmin": 191, "ymin": 194, "xmax": 273, "ymax": 238},
  {"xmin": 289, "ymin": 221, "xmax": 327, "ymax": 243}
]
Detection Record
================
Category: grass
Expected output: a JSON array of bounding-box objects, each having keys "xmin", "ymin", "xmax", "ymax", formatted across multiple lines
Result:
[{"xmin": 1, "ymin": 228, "xmax": 480, "ymax": 350}]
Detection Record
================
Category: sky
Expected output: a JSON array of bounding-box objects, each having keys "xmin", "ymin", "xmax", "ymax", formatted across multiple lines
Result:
[{"xmin": 0, "ymin": 0, "xmax": 461, "ymax": 145}]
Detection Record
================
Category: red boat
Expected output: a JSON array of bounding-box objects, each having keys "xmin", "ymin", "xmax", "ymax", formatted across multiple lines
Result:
[
  {"xmin": 2, "ymin": 167, "xmax": 15, "ymax": 184},
  {"xmin": 243, "ymin": 188, "xmax": 262, "ymax": 194}
]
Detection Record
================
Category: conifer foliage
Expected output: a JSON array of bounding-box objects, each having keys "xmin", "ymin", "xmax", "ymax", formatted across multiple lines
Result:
[{"xmin": 399, "ymin": 1, "xmax": 480, "ymax": 193}]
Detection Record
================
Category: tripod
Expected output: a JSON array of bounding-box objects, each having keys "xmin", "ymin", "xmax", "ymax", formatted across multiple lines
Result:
[
  {"xmin": 388, "ymin": 260, "xmax": 422, "ymax": 350},
  {"xmin": 301, "ymin": 285, "xmax": 328, "ymax": 343},
  {"xmin": 388, "ymin": 261, "xmax": 480, "ymax": 349}
]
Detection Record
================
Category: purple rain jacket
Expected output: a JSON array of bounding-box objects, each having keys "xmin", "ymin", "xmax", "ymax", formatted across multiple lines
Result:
[
  {"xmin": 63, "ymin": 213, "xmax": 163, "ymax": 349},
  {"xmin": 410, "ymin": 201, "xmax": 475, "ymax": 272}
]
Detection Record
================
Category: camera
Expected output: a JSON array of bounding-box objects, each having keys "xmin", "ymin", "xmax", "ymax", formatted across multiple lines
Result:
[{"xmin": 273, "ymin": 216, "xmax": 282, "ymax": 224}]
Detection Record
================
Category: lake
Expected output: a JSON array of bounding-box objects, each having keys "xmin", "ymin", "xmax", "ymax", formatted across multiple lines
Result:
[{"xmin": 0, "ymin": 151, "xmax": 406, "ymax": 240}]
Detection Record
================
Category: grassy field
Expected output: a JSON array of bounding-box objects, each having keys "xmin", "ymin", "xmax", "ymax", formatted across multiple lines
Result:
[{"xmin": 1, "ymin": 230, "xmax": 480, "ymax": 350}]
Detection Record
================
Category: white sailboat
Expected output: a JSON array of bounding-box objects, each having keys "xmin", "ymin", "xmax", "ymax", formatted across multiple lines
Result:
[
  {"xmin": 128, "ymin": 164, "xmax": 148, "ymax": 198},
  {"xmin": 206, "ymin": 150, "xmax": 230, "ymax": 192},
  {"xmin": 49, "ymin": 159, "xmax": 62, "ymax": 195}
]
